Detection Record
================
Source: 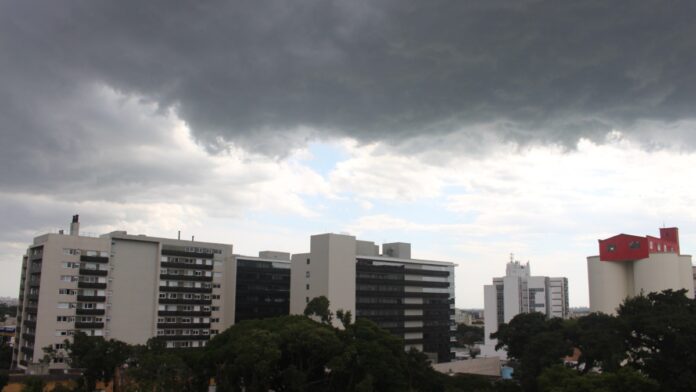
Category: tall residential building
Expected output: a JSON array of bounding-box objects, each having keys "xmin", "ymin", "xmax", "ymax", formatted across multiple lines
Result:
[
  {"xmin": 289, "ymin": 233, "xmax": 457, "ymax": 363},
  {"xmin": 13, "ymin": 216, "xmax": 289, "ymax": 369},
  {"xmin": 587, "ymin": 227, "xmax": 694, "ymax": 314},
  {"xmin": 481, "ymin": 257, "xmax": 569, "ymax": 358}
]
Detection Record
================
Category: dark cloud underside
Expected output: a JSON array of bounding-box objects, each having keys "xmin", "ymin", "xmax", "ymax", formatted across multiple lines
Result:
[{"xmin": 2, "ymin": 0, "xmax": 696, "ymax": 157}]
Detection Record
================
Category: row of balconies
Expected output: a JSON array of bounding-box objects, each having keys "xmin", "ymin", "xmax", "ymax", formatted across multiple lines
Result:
[
  {"xmin": 161, "ymin": 334, "xmax": 211, "ymax": 341},
  {"xmin": 158, "ymin": 310, "xmax": 212, "ymax": 317},
  {"xmin": 159, "ymin": 286, "xmax": 212, "ymax": 293},
  {"xmin": 157, "ymin": 322, "xmax": 211, "ymax": 329},
  {"xmin": 76, "ymin": 295, "xmax": 106, "ymax": 303},
  {"xmin": 75, "ymin": 322, "xmax": 105, "ymax": 329},
  {"xmin": 160, "ymin": 261, "xmax": 214, "ymax": 271},
  {"xmin": 160, "ymin": 274, "xmax": 212, "ymax": 282},
  {"xmin": 80, "ymin": 255, "xmax": 109, "ymax": 263},
  {"xmin": 78, "ymin": 282, "xmax": 107, "ymax": 289},
  {"xmin": 79, "ymin": 269, "xmax": 108, "ymax": 277},
  {"xmin": 76, "ymin": 308, "xmax": 105, "ymax": 316},
  {"xmin": 158, "ymin": 298, "xmax": 212, "ymax": 305}
]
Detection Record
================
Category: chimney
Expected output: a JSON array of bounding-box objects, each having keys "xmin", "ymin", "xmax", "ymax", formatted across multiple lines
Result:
[{"xmin": 69, "ymin": 215, "xmax": 80, "ymax": 236}]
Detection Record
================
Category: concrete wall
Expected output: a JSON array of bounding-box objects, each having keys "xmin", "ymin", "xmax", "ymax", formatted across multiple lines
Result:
[
  {"xmin": 320, "ymin": 234, "xmax": 357, "ymax": 326},
  {"xmin": 502, "ymin": 276, "xmax": 520, "ymax": 323},
  {"xmin": 108, "ymin": 238, "xmax": 159, "ymax": 344},
  {"xmin": 289, "ymin": 252, "xmax": 311, "ymax": 315},
  {"xmin": 587, "ymin": 256, "xmax": 632, "ymax": 314}
]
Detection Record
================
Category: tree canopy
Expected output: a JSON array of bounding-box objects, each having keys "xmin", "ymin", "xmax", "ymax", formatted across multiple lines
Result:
[{"xmin": 494, "ymin": 289, "xmax": 696, "ymax": 392}]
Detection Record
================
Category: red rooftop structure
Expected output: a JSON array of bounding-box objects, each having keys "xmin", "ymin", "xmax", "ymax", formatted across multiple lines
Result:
[{"xmin": 598, "ymin": 227, "xmax": 680, "ymax": 262}]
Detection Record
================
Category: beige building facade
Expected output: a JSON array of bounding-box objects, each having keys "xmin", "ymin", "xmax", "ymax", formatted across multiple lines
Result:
[
  {"xmin": 13, "ymin": 216, "xmax": 235, "ymax": 369},
  {"xmin": 290, "ymin": 233, "xmax": 457, "ymax": 363}
]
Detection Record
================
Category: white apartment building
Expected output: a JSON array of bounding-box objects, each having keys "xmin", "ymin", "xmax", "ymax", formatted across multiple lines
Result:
[
  {"xmin": 481, "ymin": 257, "xmax": 569, "ymax": 358},
  {"xmin": 587, "ymin": 227, "xmax": 694, "ymax": 314},
  {"xmin": 289, "ymin": 233, "xmax": 457, "ymax": 363},
  {"xmin": 13, "ymin": 216, "xmax": 236, "ymax": 369}
]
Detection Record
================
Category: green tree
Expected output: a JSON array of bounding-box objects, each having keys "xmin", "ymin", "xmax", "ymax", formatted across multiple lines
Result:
[
  {"xmin": 64, "ymin": 331, "xmax": 131, "ymax": 391},
  {"xmin": 618, "ymin": 289, "xmax": 696, "ymax": 392},
  {"xmin": 493, "ymin": 313, "xmax": 572, "ymax": 392},
  {"xmin": 304, "ymin": 296, "xmax": 333, "ymax": 324},
  {"xmin": 538, "ymin": 365, "xmax": 658, "ymax": 392},
  {"xmin": 565, "ymin": 313, "xmax": 625, "ymax": 373},
  {"xmin": 205, "ymin": 316, "xmax": 343, "ymax": 391},
  {"xmin": 21, "ymin": 377, "xmax": 45, "ymax": 392},
  {"xmin": 125, "ymin": 338, "xmax": 201, "ymax": 392},
  {"xmin": 328, "ymin": 318, "xmax": 411, "ymax": 392}
]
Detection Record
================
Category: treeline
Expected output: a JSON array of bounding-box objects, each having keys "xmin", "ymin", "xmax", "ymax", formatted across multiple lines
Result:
[
  {"xmin": 493, "ymin": 289, "xmax": 696, "ymax": 392},
  {"xmin": 39, "ymin": 316, "xmax": 513, "ymax": 392}
]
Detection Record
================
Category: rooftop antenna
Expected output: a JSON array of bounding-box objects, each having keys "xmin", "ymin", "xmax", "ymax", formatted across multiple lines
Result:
[
  {"xmin": 178, "ymin": 230, "xmax": 181, "ymax": 240},
  {"xmin": 510, "ymin": 253, "xmax": 514, "ymax": 263}
]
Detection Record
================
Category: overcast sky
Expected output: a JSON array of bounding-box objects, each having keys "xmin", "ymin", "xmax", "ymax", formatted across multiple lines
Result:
[{"xmin": 2, "ymin": 1, "xmax": 696, "ymax": 308}]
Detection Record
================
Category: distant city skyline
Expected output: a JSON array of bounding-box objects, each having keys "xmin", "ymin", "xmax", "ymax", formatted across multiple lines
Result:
[{"xmin": 3, "ymin": 2, "xmax": 696, "ymax": 309}]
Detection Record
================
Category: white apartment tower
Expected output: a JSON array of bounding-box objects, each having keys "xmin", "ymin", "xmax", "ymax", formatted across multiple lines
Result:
[
  {"xmin": 481, "ymin": 256, "xmax": 569, "ymax": 358},
  {"xmin": 13, "ymin": 216, "xmax": 237, "ymax": 369},
  {"xmin": 290, "ymin": 233, "xmax": 457, "ymax": 363}
]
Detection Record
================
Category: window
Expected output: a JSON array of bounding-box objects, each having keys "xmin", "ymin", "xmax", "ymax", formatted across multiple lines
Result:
[
  {"xmin": 306, "ymin": 297, "xmax": 309, "ymax": 303},
  {"xmin": 306, "ymin": 284, "xmax": 310, "ymax": 290},
  {"xmin": 62, "ymin": 262, "xmax": 80, "ymax": 269},
  {"xmin": 306, "ymin": 271, "xmax": 310, "ymax": 278},
  {"xmin": 213, "ymin": 283, "xmax": 221, "ymax": 289},
  {"xmin": 306, "ymin": 258, "xmax": 310, "ymax": 265},
  {"xmin": 211, "ymin": 306, "xmax": 220, "ymax": 311},
  {"xmin": 606, "ymin": 244, "xmax": 616, "ymax": 252},
  {"xmin": 629, "ymin": 241, "xmax": 641, "ymax": 249},
  {"xmin": 58, "ymin": 289, "xmax": 77, "ymax": 295},
  {"xmin": 210, "ymin": 318, "xmax": 220, "ymax": 323},
  {"xmin": 63, "ymin": 248, "xmax": 80, "ymax": 256},
  {"xmin": 212, "ymin": 295, "xmax": 220, "ymax": 300}
]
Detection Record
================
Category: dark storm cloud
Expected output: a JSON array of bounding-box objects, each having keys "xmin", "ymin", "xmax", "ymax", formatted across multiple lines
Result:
[{"xmin": 2, "ymin": 0, "xmax": 696, "ymax": 159}]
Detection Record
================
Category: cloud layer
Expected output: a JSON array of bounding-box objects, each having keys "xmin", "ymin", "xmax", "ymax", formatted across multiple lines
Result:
[{"xmin": 3, "ymin": 0, "xmax": 696, "ymax": 157}]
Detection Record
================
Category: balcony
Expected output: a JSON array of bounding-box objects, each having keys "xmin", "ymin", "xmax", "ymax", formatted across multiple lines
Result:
[
  {"xmin": 76, "ymin": 308, "xmax": 105, "ymax": 316},
  {"xmin": 21, "ymin": 346, "xmax": 34, "ymax": 356},
  {"xmin": 27, "ymin": 294, "xmax": 39, "ymax": 301},
  {"xmin": 162, "ymin": 334, "xmax": 211, "ymax": 341},
  {"xmin": 79, "ymin": 269, "xmax": 108, "ymax": 277},
  {"xmin": 23, "ymin": 320, "xmax": 36, "ymax": 328},
  {"xmin": 158, "ymin": 310, "xmax": 212, "ymax": 317},
  {"xmin": 25, "ymin": 306, "xmax": 38, "ymax": 315},
  {"xmin": 159, "ymin": 286, "xmax": 212, "ymax": 294},
  {"xmin": 78, "ymin": 282, "xmax": 107, "ymax": 289},
  {"xmin": 80, "ymin": 255, "xmax": 109, "ymax": 263},
  {"xmin": 75, "ymin": 322, "xmax": 105, "ymax": 329},
  {"xmin": 159, "ymin": 274, "xmax": 212, "ymax": 282},
  {"xmin": 158, "ymin": 298, "xmax": 212, "ymax": 306},
  {"xmin": 157, "ymin": 323, "xmax": 211, "ymax": 329},
  {"xmin": 161, "ymin": 249, "xmax": 214, "ymax": 259},
  {"xmin": 77, "ymin": 295, "xmax": 106, "ymax": 303},
  {"xmin": 161, "ymin": 261, "xmax": 213, "ymax": 271}
]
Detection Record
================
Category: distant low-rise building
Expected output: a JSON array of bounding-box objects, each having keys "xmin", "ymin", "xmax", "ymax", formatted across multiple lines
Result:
[{"xmin": 587, "ymin": 227, "xmax": 694, "ymax": 314}]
